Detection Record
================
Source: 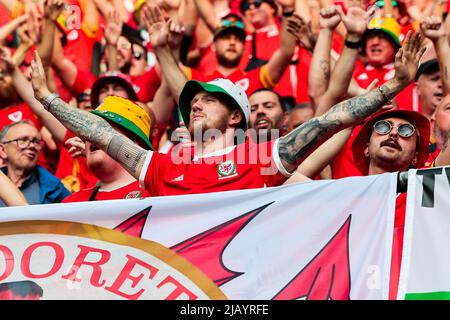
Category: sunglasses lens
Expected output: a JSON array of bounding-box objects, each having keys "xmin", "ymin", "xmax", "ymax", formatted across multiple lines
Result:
[
  {"xmin": 374, "ymin": 120, "xmax": 391, "ymax": 135},
  {"xmin": 398, "ymin": 124, "xmax": 415, "ymax": 137}
]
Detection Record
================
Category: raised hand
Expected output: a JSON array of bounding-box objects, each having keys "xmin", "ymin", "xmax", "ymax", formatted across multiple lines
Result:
[
  {"xmin": 105, "ymin": 9, "xmax": 123, "ymax": 46},
  {"xmin": 66, "ymin": 136, "xmax": 86, "ymax": 158},
  {"xmin": 168, "ymin": 18, "xmax": 185, "ymax": 51},
  {"xmin": 319, "ymin": 5, "xmax": 341, "ymax": 30},
  {"xmin": 141, "ymin": 4, "xmax": 169, "ymax": 48},
  {"xmin": 44, "ymin": 0, "xmax": 65, "ymax": 21},
  {"xmin": 275, "ymin": 0, "xmax": 295, "ymax": 10},
  {"xmin": 30, "ymin": 51, "xmax": 50, "ymax": 100},
  {"xmin": 336, "ymin": 0, "xmax": 375, "ymax": 38},
  {"xmin": 287, "ymin": 14, "xmax": 317, "ymax": 51},
  {"xmin": 420, "ymin": 16, "xmax": 445, "ymax": 42},
  {"xmin": 393, "ymin": 31, "xmax": 427, "ymax": 84}
]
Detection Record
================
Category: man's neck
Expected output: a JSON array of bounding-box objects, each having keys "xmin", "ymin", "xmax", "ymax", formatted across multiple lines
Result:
[
  {"xmin": 96, "ymin": 168, "xmax": 137, "ymax": 191},
  {"xmin": 217, "ymin": 65, "xmax": 239, "ymax": 77},
  {"xmin": 368, "ymin": 161, "xmax": 410, "ymax": 176},
  {"xmin": 195, "ymin": 129, "xmax": 237, "ymax": 156},
  {"xmin": 7, "ymin": 166, "xmax": 32, "ymax": 188}
]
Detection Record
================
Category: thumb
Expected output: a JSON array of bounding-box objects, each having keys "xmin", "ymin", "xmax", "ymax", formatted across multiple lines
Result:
[
  {"xmin": 335, "ymin": 5, "xmax": 345, "ymax": 19},
  {"xmin": 366, "ymin": 78, "xmax": 379, "ymax": 92}
]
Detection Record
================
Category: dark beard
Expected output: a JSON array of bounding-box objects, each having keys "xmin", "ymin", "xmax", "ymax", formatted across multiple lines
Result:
[{"xmin": 216, "ymin": 53, "xmax": 242, "ymax": 68}]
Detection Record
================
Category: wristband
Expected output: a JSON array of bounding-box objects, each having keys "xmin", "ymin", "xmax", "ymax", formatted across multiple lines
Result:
[
  {"xmin": 282, "ymin": 10, "xmax": 294, "ymax": 17},
  {"xmin": 344, "ymin": 39, "xmax": 362, "ymax": 49},
  {"xmin": 40, "ymin": 93, "xmax": 60, "ymax": 111}
]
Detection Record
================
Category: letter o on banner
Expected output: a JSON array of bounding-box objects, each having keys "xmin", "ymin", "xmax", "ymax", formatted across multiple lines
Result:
[
  {"xmin": 21, "ymin": 242, "xmax": 64, "ymax": 279},
  {"xmin": 0, "ymin": 245, "xmax": 14, "ymax": 282}
]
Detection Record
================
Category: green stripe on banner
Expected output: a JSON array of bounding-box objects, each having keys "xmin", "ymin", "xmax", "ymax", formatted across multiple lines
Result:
[{"xmin": 406, "ymin": 292, "xmax": 450, "ymax": 300}]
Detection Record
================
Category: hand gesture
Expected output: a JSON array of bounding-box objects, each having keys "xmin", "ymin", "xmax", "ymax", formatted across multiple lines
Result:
[
  {"xmin": 44, "ymin": 0, "xmax": 64, "ymax": 21},
  {"xmin": 141, "ymin": 4, "xmax": 169, "ymax": 48},
  {"xmin": 105, "ymin": 9, "xmax": 123, "ymax": 46},
  {"xmin": 319, "ymin": 6, "xmax": 341, "ymax": 30},
  {"xmin": 66, "ymin": 136, "xmax": 86, "ymax": 158},
  {"xmin": 286, "ymin": 14, "xmax": 317, "ymax": 51},
  {"xmin": 0, "ymin": 47, "xmax": 15, "ymax": 75},
  {"xmin": 394, "ymin": 31, "xmax": 427, "ymax": 84},
  {"xmin": 168, "ymin": 19, "xmax": 185, "ymax": 51},
  {"xmin": 420, "ymin": 16, "xmax": 445, "ymax": 42},
  {"xmin": 336, "ymin": 0, "xmax": 375, "ymax": 37},
  {"xmin": 30, "ymin": 51, "xmax": 50, "ymax": 100}
]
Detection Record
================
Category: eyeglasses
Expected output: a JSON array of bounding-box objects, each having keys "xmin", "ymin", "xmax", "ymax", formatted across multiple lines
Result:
[
  {"xmin": 220, "ymin": 20, "xmax": 245, "ymax": 30},
  {"xmin": 241, "ymin": 0, "xmax": 263, "ymax": 12},
  {"xmin": 376, "ymin": 0, "xmax": 398, "ymax": 8},
  {"xmin": 373, "ymin": 120, "xmax": 416, "ymax": 138},
  {"xmin": 1, "ymin": 137, "xmax": 42, "ymax": 149}
]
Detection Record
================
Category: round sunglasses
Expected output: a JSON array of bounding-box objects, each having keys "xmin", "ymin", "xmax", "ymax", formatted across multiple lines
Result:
[{"xmin": 373, "ymin": 120, "xmax": 416, "ymax": 138}]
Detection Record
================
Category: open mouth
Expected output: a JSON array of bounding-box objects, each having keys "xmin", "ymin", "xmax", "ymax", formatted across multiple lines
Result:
[{"xmin": 255, "ymin": 118, "xmax": 271, "ymax": 128}]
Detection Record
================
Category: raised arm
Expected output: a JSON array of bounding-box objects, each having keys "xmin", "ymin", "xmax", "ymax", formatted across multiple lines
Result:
[
  {"xmin": 0, "ymin": 13, "xmax": 28, "ymax": 42},
  {"xmin": 307, "ymin": 5, "xmax": 341, "ymax": 108},
  {"xmin": 192, "ymin": 0, "xmax": 219, "ymax": 33},
  {"xmin": 142, "ymin": 4, "xmax": 187, "ymax": 104},
  {"xmin": 277, "ymin": 31, "xmax": 426, "ymax": 172},
  {"xmin": 0, "ymin": 47, "xmax": 67, "ymax": 143},
  {"xmin": 51, "ymin": 29, "xmax": 78, "ymax": 88},
  {"xmin": 37, "ymin": 0, "xmax": 64, "ymax": 69},
  {"xmin": 264, "ymin": 0, "xmax": 298, "ymax": 86},
  {"xmin": 315, "ymin": 0, "xmax": 374, "ymax": 116},
  {"xmin": 421, "ymin": 16, "xmax": 450, "ymax": 96},
  {"xmin": 30, "ymin": 52, "xmax": 149, "ymax": 179},
  {"xmin": 103, "ymin": 9, "xmax": 123, "ymax": 71}
]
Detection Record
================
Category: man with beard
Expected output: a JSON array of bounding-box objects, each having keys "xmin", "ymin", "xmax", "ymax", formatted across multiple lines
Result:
[
  {"xmin": 248, "ymin": 88, "xmax": 288, "ymax": 140},
  {"xmin": 0, "ymin": 120, "xmax": 69, "ymax": 207},
  {"xmin": 177, "ymin": 7, "xmax": 298, "ymax": 96},
  {"xmin": 29, "ymin": 15, "xmax": 427, "ymax": 200}
]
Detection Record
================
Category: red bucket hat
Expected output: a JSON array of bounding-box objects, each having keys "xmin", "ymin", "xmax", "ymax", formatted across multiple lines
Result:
[{"xmin": 352, "ymin": 110, "xmax": 430, "ymax": 175}]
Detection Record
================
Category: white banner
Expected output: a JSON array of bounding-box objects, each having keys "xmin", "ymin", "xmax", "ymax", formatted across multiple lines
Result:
[
  {"xmin": 398, "ymin": 166, "xmax": 450, "ymax": 300},
  {"xmin": 0, "ymin": 173, "xmax": 397, "ymax": 300}
]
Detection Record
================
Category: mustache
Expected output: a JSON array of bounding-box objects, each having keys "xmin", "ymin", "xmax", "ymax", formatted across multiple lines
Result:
[{"xmin": 380, "ymin": 138, "xmax": 402, "ymax": 151}]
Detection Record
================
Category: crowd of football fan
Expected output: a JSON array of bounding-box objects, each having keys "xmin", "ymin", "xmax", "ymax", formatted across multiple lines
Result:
[{"xmin": 0, "ymin": 0, "xmax": 450, "ymax": 298}]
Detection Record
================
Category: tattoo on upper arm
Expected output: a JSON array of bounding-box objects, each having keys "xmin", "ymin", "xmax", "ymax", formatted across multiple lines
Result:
[{"xmin": 107, "ymin": 135, "xmax": 147, "ymax": 174}]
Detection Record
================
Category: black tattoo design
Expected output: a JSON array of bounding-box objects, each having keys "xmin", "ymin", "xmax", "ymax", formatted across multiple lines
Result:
[
  {"xmin": 278, "ymin": 83, "xmax": 396, "ymax": 166},
  {"xmin": 45, "ymin": 97, "xmax": 147, "ymax": 175},
  {"xmin": 319, "ymin": 59, "xmax": 330, "ymax": 81}
]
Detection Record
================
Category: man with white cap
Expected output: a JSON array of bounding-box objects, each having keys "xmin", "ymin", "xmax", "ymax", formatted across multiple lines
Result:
[{"xmin": 29, "ymin": 30, "xmax": 426, "ymax": 196}]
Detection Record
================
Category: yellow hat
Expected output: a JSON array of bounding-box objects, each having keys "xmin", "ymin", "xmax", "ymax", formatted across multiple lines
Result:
[
  {"xmin": 367, "ymin": 17, "xmax": 401, "ymax": 47},
  {"xmin": 91, "ymin": 96, "xmax": 153, "ymax": 150}
]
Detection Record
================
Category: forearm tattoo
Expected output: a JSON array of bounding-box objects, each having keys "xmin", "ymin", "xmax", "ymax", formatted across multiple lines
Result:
[
  {"xmin": 45, "ymin": 97, "xmax": 146, "ymax": 174},
  {"xmin": 107, "ymin": 135, "xmax": 146, "ymax": 173},
  {"xmin": 319, "ymin": 59, "xmax": 330, "ymax": 81},
  {"xmin": 279, "ymin": 84, "xmax": 395, "ymax": 166}
]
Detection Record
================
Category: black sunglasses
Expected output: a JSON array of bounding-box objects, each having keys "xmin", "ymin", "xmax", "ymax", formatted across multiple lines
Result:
[
  {"xmin": 241, "ymin": 0, "xmax": 263, "ymax": 12},
  {"xmin": 373, "ymin": 120, "xmax": 416, "ymax": 138}
]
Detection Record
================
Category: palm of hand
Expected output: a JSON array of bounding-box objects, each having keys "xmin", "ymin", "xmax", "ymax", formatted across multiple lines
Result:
[
  {"xmin": 395, "ymin": 52, "xmax": 417, "ymax": 83},
  {"xmin": 106, "ymin": 23, "xmax": 122, "ymax": 43},
  {"xmin": 149, "ymin": 23, "xmax": 169, "ymax": 47},
  {"xmin": 344, "ymin": 8, "xmax": 368, "ymax": 34}
]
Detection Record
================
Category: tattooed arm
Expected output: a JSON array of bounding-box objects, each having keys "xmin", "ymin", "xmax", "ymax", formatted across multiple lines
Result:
[
  {"xmin": 308, "ymin": 6, "xmax": 340, "ymax": 109},
  {"xmin": 278, "ymin": 31, "xmax": 426, "ymax": 172},
  {"xmin": 30, "ymin": 52, "xmax": 149, "ymax": 178}
]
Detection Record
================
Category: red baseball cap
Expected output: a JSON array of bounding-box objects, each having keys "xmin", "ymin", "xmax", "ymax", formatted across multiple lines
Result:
[{"xmin": 352, "ymin": 109, "xmax": 430, "ymax": 175}]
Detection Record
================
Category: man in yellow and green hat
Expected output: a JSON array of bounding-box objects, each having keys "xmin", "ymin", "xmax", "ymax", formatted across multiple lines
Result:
[
  {"xmin": 62, "ymin": 96, "xmax": 153, "ymax": 202},
  {"xmin": 354, "ymin": 16, "xmax": 415, "ymax": 111}
]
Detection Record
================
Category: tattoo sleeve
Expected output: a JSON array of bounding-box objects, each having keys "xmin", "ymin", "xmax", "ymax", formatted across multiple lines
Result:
[
  {"xmin": 45, "ymin": 97, "xmax": 148, "ymax": 177},
  {"xmin": 278, "ymin": 80, "xmax": 403, "ymax": 169},
  {"xmin": 319, "ymin": 59, "xmax": 331, "ymax": 81}
]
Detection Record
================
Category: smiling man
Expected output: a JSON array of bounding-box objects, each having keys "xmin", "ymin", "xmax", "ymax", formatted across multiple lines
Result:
[{"xmin": 0, "ymin": 121, "xmax": 70, "ymax": 206}]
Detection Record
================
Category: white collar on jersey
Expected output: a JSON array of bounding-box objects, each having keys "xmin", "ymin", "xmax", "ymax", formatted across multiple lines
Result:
[{"xmin": 192, "ymin": 145, "xmax": 237, "ymax": 161}]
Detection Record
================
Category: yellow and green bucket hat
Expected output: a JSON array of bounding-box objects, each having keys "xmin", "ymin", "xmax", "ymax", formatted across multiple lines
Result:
[{"xmin": 91, "ymin": 96, "xmax": 153, "ymax": 150}]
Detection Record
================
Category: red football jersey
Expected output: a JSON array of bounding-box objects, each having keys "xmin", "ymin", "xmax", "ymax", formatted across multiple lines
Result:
[
  {"xmin": 140, "ymin": 139, "xmax": 291, "ymax": 196},
  {"xmin": 63, "ymin": 180, "xmax": 150, "ymax": 202}
]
